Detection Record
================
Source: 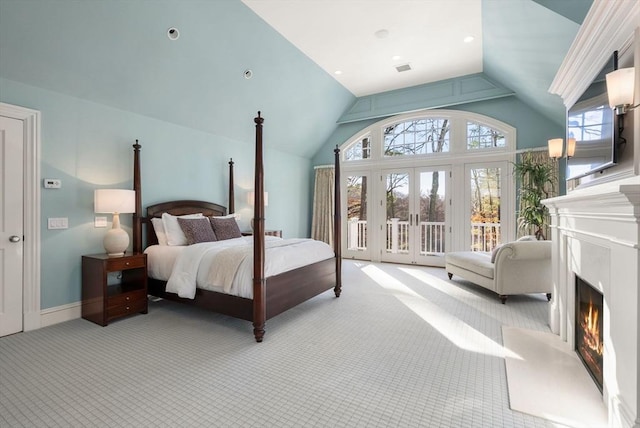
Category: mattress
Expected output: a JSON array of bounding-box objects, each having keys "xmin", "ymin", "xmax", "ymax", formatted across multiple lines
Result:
[{"xmin": 144, "ymin": 236, "xmax": 334, "ymax": 299}]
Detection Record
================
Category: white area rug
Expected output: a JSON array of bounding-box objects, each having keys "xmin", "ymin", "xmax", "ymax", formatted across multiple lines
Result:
[{"xmin": 502, "ymin": 326, "xmax": 608, "ymax": 428}]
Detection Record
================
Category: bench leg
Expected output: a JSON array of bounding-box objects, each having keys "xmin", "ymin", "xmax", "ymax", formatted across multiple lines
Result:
[
  {"xmin": 447, "ymin": 272, "xmax": 453, "ymax": 280},
  {"xmin": 499, "ymin": 295, "xmax": 507, "ymax": 304}
]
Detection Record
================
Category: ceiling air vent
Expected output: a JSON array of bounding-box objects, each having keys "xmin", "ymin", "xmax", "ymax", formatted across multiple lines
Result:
[{"xmin": 395, "ymin": 63, "xmax": 412, "ymax": 73}]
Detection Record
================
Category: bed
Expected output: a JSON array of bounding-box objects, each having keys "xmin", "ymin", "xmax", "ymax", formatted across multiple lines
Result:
[{"xmin": 131, "ymin": 112, "xmax": 342, "ymax": 342}]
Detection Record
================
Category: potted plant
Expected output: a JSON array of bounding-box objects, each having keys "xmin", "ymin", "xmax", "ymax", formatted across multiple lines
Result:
[{"xmin": 513, "ymin": 151, "xmax": 557, "ymax": 240}]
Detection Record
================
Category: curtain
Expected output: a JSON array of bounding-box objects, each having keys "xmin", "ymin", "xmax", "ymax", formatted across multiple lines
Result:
[
  {"xmin": 516, "ymin": 150, "xmax": 559, "ymax": 240},
  {"xmin": 311, "ymin": 166, "xmax": 335, "ymax": 246}
]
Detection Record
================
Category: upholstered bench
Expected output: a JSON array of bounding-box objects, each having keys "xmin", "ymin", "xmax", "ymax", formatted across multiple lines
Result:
[{"xmin": 445, "ymin": 240, "xmax": 552, "ymax": 303}]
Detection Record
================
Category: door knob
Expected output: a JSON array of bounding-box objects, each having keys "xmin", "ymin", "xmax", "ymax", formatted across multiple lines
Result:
[{"xmin": 9, "ymin": 235, "xmax": 21, "ymax": 243}]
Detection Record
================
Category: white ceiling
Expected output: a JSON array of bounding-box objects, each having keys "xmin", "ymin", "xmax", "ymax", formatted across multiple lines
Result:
[{"xmin": 242, "ymin": 0, "xmax": 483, "ymax": 97}]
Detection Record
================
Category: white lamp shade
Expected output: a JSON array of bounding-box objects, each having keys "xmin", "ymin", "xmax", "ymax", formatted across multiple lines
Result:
[
  {"xmin": 94, "ymin": 189, "xmax": 136, "ymax": 214},
  {"xmin": 567, "ymin": 138, "xmax": 576, "ymax": 157},
  {"xmin": 548, "ymin": 138, "xmax": 563, "ymax": 159},
  {"xmin": 248, "ymin": 191, "xmax": 269, "ymax": 206},
  {"xmin": 606, "ymin": 67, "xmax": 635, "ymax": 108}
]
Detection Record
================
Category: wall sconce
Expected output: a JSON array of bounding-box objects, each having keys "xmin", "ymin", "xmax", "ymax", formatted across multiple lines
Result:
[
  {"xmin": 248, "ymin": 191, "xmax": 268, "ymax": 206},
  {"xmin": 94, "ymin": 189, "xmax": 136, "ymax": 256},
  {"xmin": 566, "ymin": 138, "xmax": 576, "ymax": 158},
  {"xmin": 606, "ymin": 67, "xmax": 636, "ymax": 115},
  {"xmin": 548, "ymin": 138, "xmax": 563, "ymax": 160}
]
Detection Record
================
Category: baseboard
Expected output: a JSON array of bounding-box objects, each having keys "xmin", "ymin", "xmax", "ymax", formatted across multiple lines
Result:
[{"xmin": 40, "ymin": 302, "xmax": 81, "ymax": 328}]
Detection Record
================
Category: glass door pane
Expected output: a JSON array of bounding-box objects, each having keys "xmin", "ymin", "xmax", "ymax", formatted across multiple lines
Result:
[
  {"xmin": 383, "ymin": 171, "xmax": 412, "ymax": 263},
  {"xmin": 345, "ymin": 174, "xmax": 369, "ymax": 259},
  {"xmin": 418, "ymin": 170, "xmax": 447, "ymax": 256},
  {"xmin": 469, "ymin": 166, "xmax": 501, "ymax": 252}
]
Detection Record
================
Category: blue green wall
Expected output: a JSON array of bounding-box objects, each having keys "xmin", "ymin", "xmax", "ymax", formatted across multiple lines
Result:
[{"xmin": 2, "ymin": 78, "xmax": 313, "ymax": 309}]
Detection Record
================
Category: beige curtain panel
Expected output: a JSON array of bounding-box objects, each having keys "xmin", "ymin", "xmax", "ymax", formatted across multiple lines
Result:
[
  {"xmin": 311, "ymin": 166, "xmax": 335, "ymax": 246},
  {"xmin": 516, "ymin": 150, "xmax": 559, "ymax": 240}
]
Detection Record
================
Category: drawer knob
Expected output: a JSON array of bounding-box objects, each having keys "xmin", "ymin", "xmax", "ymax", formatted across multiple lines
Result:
[
  {"xmin": 125, "ymin": 262, "xmax": 130, "ymax": 266},
  {"xmin": 126, "ymin": 296, "xmax": 130, "ymax": 301},
  {"xmin": 126, "ymin": 306, "xmax": 130, "ymax": 310}
]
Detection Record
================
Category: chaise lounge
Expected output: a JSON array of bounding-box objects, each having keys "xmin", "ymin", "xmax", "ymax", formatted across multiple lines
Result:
[{"xmin": 445, "ymin": 239, "xmax": 552, "ymax": 304}]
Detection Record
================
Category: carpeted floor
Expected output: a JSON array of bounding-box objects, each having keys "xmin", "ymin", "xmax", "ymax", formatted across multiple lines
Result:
[{"xmin": 1, "ymin": 260, "xmax": 562, "ymax": 427}]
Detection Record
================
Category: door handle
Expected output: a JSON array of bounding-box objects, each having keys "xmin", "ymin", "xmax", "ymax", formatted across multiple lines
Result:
[
  {"xmin": 409, "ymin": 214, "xmax": 412, "ymax": 226},
  {"xmin": 9, "ymin": 235, "xmax": 21, "ymax": 243}
]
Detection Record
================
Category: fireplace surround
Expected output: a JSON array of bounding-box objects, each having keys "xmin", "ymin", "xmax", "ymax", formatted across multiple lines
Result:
[{"xmin": 543, "ymin": 177, "xmax": 640, "ymax": 428}]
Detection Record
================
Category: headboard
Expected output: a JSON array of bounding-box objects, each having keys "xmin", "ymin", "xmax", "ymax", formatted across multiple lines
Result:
[{"xmin": 143, "ymin": 200, "xmax": 227, "ymax": 247}]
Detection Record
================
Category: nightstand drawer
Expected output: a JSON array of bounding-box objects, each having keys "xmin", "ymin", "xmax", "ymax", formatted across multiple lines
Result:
[
  {"xmin": 107, "ymin": 298, "xmax": 147, "ymax": 319},
  {"xmin": 107, "ymin": 256, "xmax": 146, "ymax": 271},
  {"xmin": 108, "ymin": 289, "xmax": 147, "ymax": 308}
]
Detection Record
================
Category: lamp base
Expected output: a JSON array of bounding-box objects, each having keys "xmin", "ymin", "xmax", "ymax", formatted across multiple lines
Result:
[{"xmin": 103, "ymin": 227, "xmax": 130, "ymax": 257}]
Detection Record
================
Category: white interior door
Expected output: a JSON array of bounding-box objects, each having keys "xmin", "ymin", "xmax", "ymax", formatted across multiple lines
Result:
[{"xmin": 0, "ymin": 115, "xmax": 24, "ymax": 337}]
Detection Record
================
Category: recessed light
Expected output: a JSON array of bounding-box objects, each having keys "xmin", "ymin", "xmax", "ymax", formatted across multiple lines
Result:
[
  {"xmin": 392, "ymin": 55, "xmax": 402, "ymax": 61},
  {"xmin": 374, "ymin": 29, "xmax": 389, "ymax": 39},
  {"xmin": 334, "ymin": 70, "xmax": 343, "ymax": 75},
  {"xmin": 464, "ymin": 36, "xmax": 474, "ymax": 43}
]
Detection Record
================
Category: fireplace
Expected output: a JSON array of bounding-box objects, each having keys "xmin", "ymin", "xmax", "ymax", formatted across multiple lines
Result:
[{"xmin": 575, "ymin": 277, "xmax": 604, "ymax": 392}]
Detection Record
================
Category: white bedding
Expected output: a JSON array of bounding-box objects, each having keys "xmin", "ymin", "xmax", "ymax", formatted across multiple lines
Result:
[{"xmin": 144, "ymin": 236, "xmax": 334, "ymax": 299}]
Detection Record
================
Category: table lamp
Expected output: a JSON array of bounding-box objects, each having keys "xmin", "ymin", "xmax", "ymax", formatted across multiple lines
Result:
[{"xmin": 94, "ymin": 189, "xmax": 136, "ymax": 256}]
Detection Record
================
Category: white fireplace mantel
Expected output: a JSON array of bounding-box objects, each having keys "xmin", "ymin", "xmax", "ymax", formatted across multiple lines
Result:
[{"xmin": 543, "ymin": 176, "xmax": 640, "ymax": 428}]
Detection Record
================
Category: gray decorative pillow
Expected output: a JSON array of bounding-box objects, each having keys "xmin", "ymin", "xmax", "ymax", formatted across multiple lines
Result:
[
  {"xmin": 177, "ymin": 217, "xmax": 217, "ymax": 245},
  {"xmin": 210, "ymin": 216, "xmax": 242, "ymax": 240}
]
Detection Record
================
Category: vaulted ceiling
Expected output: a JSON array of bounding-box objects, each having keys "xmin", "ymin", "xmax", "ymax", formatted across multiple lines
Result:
[{"xmin": 0, "ymin": 0, "xmax": 592, "ymax": 158}]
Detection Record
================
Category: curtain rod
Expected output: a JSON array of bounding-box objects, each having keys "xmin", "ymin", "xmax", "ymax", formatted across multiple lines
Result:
[{"xmin": 314, "ymin": 164, "xmax": 334, "ymax": 169}]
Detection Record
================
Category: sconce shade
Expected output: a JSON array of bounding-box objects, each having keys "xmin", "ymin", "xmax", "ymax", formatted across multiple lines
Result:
[
  {"xmin": 548, "ymin": 138, "xmax": 563, "ymax": 159},
  {"xmin": 94, "ymin": 189, "xmax": 135, "ymax": 256},
  {"xmin": 567, "ymin": 138, "xmax": 576, "ymax": 157},
  {"xmin": 94, "ymin": 189, "xmax": 135, "ymax": 214},
  {"xmin": 248, "ymin": 191, "xmax": 269, "ymax": 206},
  {"xmin": 606, "ymin": 67, "xmax": 635, "ymax": 108}
]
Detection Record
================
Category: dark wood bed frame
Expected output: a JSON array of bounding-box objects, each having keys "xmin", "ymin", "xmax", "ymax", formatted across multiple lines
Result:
[{"xmin": 132, "ymin": 112, "xmax": 342, "ymax": 342}]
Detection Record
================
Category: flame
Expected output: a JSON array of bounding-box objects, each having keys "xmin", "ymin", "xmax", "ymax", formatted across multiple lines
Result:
[{"xmin": 581, "ymin": 300, "xmax": 603, "ymax": 356}]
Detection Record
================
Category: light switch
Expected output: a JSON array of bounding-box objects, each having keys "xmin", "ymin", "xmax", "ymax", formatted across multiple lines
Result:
[
  {"xmin": 48, "ymin": 217, "xmax": 68, "ymax": 229},
  {"xmin": 95, "ymin": 217, "xmax": 108, "ymax": 228}
]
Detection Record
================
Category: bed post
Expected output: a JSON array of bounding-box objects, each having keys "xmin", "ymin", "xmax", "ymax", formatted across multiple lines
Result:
[
  {"xmin": 228, "ymin": 158, "xmax": 235, "ymax": 214},
  {"xmin": 133, "ymin": 140, "xmax": 142, "ymax": 254},
  {"xmin": 253, "ymin": 112, "xmax": 266, "ymax": 342},
  {"xmin": 333, "ymin": 145, "xmax": 342, "ymax": 297}
]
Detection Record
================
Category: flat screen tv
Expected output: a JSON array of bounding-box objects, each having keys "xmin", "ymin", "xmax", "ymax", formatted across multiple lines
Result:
[{"xmin": 566, "ymin": 56, "xmax": 618, "ymax": 181}]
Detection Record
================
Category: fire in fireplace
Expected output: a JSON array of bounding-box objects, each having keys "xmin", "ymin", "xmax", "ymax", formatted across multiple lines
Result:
[{"xmin": 576, "ymin": 277, "xmax": 604, "ymax": 392}]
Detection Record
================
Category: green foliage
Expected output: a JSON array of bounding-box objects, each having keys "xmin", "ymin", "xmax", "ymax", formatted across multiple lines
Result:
[{"xmin": 513, "ymin": 151, "xmax": 556, "ymax": 240}]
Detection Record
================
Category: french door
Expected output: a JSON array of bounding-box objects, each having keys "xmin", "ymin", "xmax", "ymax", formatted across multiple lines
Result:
[
  {"xmin": 381, "ymin": 166, "xmax": 450, "ymax": 266},
  {"xmin": 462, "ymin": 162, "xmax": 508, "ymax": 253},
  {"xmin": 344, "ymin": 170, "xmax": 372, "ymax": 260}
]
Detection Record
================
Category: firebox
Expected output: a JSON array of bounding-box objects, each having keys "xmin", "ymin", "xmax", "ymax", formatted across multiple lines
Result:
[{"xmin": 575, "ymin": 276, "xmax": 604, "ymax": 393}]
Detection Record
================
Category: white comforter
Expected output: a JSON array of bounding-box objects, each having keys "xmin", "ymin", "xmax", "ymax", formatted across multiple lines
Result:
[{"xmin": 144, "ymin": 236, "xmax": 334, "ymax": 299}]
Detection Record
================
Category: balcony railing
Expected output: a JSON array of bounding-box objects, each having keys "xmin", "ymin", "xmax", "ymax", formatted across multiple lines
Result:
[{"xmin": 346, "ymin": 219, "xmax": 501, "ymax": 254}]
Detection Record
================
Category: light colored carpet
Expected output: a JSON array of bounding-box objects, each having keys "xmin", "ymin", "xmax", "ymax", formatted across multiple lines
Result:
[
  {"xmin": 502, "ymin": 326, "xmax": 608, "ymax": 428},
  {"xmin": 2, "ymin": 260, "xmax": 559, "ymax": 427}
]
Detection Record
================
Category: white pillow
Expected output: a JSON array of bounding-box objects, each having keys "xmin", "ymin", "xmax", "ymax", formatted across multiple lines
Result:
[
  {"xmin": 150, "ymin": 218, "xmax": 168, "ymax": 246},
  {"xmin": 161, "ymin": 213, "xmax": 204, "ymax": 246},
  {"xmin": 212, "ymin": 213, "xmax": 240, "ymax": 219}
]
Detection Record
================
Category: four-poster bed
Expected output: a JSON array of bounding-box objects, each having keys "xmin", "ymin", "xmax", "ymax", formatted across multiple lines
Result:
[{"xmin": 132, "ymin": 112, "xmax": 342, "ymax": 342}]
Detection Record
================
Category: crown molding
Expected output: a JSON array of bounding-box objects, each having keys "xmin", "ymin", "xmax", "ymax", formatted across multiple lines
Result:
[{"xmin": 549, "ymin": 0, "xmax": 639, "ymax": 108}]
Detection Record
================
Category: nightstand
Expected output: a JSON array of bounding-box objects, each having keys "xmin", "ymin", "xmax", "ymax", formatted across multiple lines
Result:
[{"xmin": 81, "ymin": 253, "xmax": 148, "ymax": 326}]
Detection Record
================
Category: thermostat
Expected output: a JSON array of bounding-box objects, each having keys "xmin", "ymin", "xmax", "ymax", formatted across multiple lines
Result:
[{"xmin": 44, "ymin": 179, "xmax": 62, "ymax": 189}]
